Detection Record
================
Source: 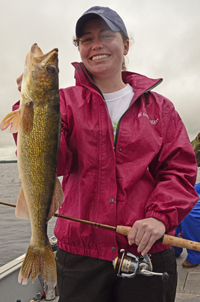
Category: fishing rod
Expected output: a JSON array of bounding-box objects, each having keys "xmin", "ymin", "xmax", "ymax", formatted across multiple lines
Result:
[{"xmin": 1, "ymin": 200, "xmax": 200, "ymax": 251}]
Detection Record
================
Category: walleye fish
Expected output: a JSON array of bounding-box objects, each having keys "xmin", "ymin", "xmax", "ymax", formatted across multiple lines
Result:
[{"xmin": 0, "ymin": 44, "xmax": 64, "ymax": 287}]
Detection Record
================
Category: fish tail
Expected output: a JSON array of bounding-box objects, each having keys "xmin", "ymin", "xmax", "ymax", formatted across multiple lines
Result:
[{"xmin": 18, "ymin": 241, "xmax": 57, "ymax": 287}]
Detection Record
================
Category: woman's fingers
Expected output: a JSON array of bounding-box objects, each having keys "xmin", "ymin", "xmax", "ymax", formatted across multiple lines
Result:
[
  {"xmin": 16, "ymin": 73, "xmax": 23, "ymax": 92},
  {"xmin": 128, "ymin": 217, "xmax": 166, "ymax": 255}
]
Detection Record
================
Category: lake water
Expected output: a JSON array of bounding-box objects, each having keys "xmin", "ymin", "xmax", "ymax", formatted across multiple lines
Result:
[{"xmin": 0, "ymin": 162, "xmax": 56, "ymax": 267}]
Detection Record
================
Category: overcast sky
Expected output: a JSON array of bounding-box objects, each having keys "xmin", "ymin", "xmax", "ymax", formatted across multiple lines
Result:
[{"xmin": 0, "ymin": 0, "xmax": 200, "ymax": 160}]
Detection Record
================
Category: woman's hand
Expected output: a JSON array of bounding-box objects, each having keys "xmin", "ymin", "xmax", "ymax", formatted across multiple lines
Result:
[
  {"xmin": 16, "ymin": 73, "xmax": 23, "ymax": 92},
  {"xmin": 128, "ymin": 217, "xmax": 166, "ymax": 256}
]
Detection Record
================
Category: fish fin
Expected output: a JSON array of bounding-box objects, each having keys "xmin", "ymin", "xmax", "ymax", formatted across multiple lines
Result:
[
  {"xmin": 0, "ymin": 110, "xmax": 20, "ymax": 133},
  {"xmin": 18, "ymin": 240, "xmax": 57, "ymax": 286},
  {"xmin": 15, "ymin": 187, "xmax": 29, "ymax": 219},
  {"xmin": 47, "ymin": 176, "xmax": 64, "ymax": 221}
]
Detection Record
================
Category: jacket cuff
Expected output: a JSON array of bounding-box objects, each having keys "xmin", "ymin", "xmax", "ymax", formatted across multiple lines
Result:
[{"xmin": 145, "ymin": 211, "xmax": 171, "ymax": 232}]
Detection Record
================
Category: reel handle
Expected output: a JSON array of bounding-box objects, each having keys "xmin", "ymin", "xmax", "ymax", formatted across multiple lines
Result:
[{"xmin": 140, "ymin": 269, "xmax": 169, "ymax": 282}]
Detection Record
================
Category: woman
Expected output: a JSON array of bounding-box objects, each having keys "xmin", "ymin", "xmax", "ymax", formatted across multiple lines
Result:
[{"xmin": 16, "ymin": 6, "xmax": 198, "ymax": 302}]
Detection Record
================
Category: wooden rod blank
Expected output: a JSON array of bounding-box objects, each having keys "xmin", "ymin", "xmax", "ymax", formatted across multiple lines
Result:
[{"xmin": 1, "ymin": 201, "xmax": 200, "ymax": 251}]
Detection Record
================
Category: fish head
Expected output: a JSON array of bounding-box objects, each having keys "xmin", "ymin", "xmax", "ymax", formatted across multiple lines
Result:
[{"xmin": 21, "ymin": 44, "xmax": 59, "ymax": 100}]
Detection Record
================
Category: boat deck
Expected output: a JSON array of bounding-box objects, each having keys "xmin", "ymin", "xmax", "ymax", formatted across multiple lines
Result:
[
  {"xmin": 175, "ymin": 249, "xmax": 200, "ymax": 302},
  {"xmin": 1, "ymin": 248, "xmax": 200, "ymax": 301}
]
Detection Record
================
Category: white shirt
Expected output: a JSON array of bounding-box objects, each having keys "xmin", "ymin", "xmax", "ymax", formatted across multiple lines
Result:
[{"xmin": 103, "ymin": 84, "xmax": 134, "ymax": 139}]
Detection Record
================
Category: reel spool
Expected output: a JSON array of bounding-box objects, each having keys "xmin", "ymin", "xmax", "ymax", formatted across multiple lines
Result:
[{"xmin": 112, "ymin": 249, "xmax": 169, "ymax": 282}]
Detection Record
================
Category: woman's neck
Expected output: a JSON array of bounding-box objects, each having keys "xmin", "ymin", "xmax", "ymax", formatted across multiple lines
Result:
[{"xmin": 93, "ymin": 74, "xmax": 126, "ymax": 94}]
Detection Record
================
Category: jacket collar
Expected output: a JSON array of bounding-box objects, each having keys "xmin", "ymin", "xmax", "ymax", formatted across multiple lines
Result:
[
  {"xmin": 72, "ymin": 62, "xmax": 94, "ymax": 89},
  {"xmin": 72, "ymin": 62, "xmax": 163, "ymax": 98}
]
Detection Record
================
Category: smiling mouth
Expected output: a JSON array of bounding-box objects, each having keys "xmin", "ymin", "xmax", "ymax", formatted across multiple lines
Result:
[{"xmin": 91, "ymin": 54, "xmax": 110, "ymax": 61}]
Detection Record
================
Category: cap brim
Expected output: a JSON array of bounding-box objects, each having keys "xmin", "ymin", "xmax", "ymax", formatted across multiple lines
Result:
[{"xmin": 76, "ymin": 13, "xmax": 120, "ymax": 38}]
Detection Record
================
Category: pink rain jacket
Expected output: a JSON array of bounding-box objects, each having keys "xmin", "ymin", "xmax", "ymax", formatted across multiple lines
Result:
[
  {"xmin": 54, "ymin": 63, "xmax": 198, "ymax": 261},
  {"xmin": 13, "ymin": 63, "xmax": 198, "ymax": 261}
]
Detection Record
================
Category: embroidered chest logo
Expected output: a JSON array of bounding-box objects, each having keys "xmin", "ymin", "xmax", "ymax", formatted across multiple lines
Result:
[{"xmin": 137, "ymin": 112, "xmax": 159, "ymax": 125}]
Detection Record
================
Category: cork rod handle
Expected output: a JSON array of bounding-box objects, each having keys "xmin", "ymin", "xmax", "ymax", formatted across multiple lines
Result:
[
  {"xmin": 116, "ymin": 225, "xmax": 200, "ymax": 251},
  {"xmin": 162, "ymin": 234, "xmax": 200, "ymax": 251}
]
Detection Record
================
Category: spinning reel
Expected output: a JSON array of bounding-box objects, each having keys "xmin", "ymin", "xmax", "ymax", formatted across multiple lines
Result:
[{"xmin": 112, "ymin": 249, "xmax": 169, "ymax": 283}]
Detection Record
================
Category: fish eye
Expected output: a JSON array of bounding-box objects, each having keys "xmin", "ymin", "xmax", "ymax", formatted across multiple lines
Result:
[{"xmin": 47, "ymin": 65, "xmax": 57, "ymax": 73}]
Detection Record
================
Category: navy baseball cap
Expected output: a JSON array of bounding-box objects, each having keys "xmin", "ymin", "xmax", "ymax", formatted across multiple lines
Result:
[{"xmin": 76, "ymin": 6, "xmax": 128, "ymax": 38}]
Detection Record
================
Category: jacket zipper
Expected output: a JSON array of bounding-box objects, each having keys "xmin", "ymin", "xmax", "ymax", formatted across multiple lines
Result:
[
  {"xmin": 80, "ymin": 63, "xmax": 105, "ymax": 99},
  {"xmin": 79, "ymin": 63, "xmax": 163, "ymax": 150},
  {"xmin": 114, "ymin": 79, "xmax": 163, "ymax": 149},
  {"xmin": 80, "ymin": 63, "xmax": 113, "ymax": 127}
]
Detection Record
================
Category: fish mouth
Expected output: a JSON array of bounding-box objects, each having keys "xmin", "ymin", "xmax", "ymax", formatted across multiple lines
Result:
[
  {"xmin": 31, "ymin": 43, "xmax": 58, "ymax": 61},
  {"xmin": 29, "ymin": 43, "xmax": 59, "ymax": 72},
  {"xmin": 31, "ymin": 43, "xmax": 43, "ymax": 56}
]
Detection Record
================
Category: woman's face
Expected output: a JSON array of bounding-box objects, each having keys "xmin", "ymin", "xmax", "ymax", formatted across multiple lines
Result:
[{"xmin": 79, "ymin": 18, "xmax": 129, "ymax": 82}]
